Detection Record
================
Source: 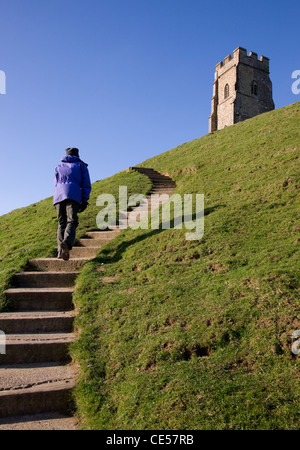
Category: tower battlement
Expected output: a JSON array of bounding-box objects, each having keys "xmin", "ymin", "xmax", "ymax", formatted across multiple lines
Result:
[
  {"xmin": 215, "ymin": 47, "xmax": 270, "ymax": 74},
  {"xmin": 209, "ymin": 47, "xmax": 274, "ymax": 133}
]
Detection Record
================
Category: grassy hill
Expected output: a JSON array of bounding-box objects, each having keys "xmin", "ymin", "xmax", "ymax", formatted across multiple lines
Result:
[
  {"xmin": 1, "ymin": 102, "xmax": 299, "ymax": 429},
  {"xmin": 0, "ymin": 171, "xmax": 151, "ymax": 310}
]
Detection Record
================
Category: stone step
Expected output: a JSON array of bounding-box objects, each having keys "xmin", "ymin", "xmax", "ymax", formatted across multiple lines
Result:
[
  {"xmin": 144, "ymin": 176, "xmax": 171, "ymax": 181},
  {"xmin": 150, "ymin": 174, "xmax": 173, "ymax": 178},
  {"xmin": 0, "ymin": 362, "xmax": 75, "ymax": 392},
  {"xmin": 5, "ymin": 288, "xmax": 74, "ymax": 311},
  {"xmin": 130, "ymin": 199, "xmax": 163, "ymax": 206},
  {"xmin": 0, "ymin": 362, "xmax": 76, "ymax": 418},
  {"xmin": 152, "ymin": 181, "xmax": 174, "ymax": 186},
  {"xmin": 152, "ymin": 187, "xmax": 175, "ymax": 192},
  {"xmin": 70, "ymin": 246, "xmax": 99, "ymax": 258},
  {"xmin": 152, "ymin": 187, "xmax": 175, "ymax": 191},
  {"xmin": 0, "ymin": 413, "xmax": 77, "ymax": 430},
  {"xmin": 139, "ymin": 172, "xmax": 170, "ymax": 177},
  {"xmin": 77, "ymin": 238, "xmax": 108, "ymax": 248},
  {"xmin": 130, "ymin": 168, "xmax": 175, "ymax": 183},
  {"xmin": 152, "ymin": 181, "xmax": 176, "ymax": 186},
  {"xmin": 149, "ymin": 196, "xmax": 174, "ymax": 202},
  {"xmin": 121, "ymin": 206, "xmax": 170, "ymax": 227},
  {"xmin": 130, "ymin": 167, "xmax": 160, "ymax": 175},
  {"xmin": 12, "ymin": 272, "xmax": 78, "ymax": 288},
  {"xmin": 0, "ymin": 382, "xmax": 75, "ymax": 419},
  {"xmin": 27, "ymin": 258, "xmax": 88, "ymax": 273},
  {"xmin": 84, "ymin": 231, "xmax": 120, "ymax": 239},
  {"xmin": 150, "ymin": 190, "xmax": 174, "ymax": 196},
  {"xmin": 146, "ymin": 194, "xmax": 170, "ymax": 199},
  {"xmin": 150, "ymin": 187, "xmax": 175, "ymax": 191},
  {"xmin": 0, "ymin": 311, "xmax": 75, "ymax": 334},
  {"xmin": 0, "ymin": 333, "xmax": 75, "ymax": 365},
  {"xmin": 133, "ymin": 201, "xmax": 166, "ymax": 209}
]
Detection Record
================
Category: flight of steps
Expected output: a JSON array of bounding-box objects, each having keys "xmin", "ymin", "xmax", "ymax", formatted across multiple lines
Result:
[
  {"xmin": 126, "ymin": 167, "xmax": 176, "ymax": 222},
  {"xmin": 0, "ymin": 229, "xmax": 120, "ymax": 429},
  {"xmin": 0, "ymin": 168, "xmax": 175, "ymax": 430}
]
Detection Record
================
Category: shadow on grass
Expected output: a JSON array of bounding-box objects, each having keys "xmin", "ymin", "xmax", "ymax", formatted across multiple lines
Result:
[{"xmin": 94, "ymin": 204, "xmax": 225, "ymax": 265}]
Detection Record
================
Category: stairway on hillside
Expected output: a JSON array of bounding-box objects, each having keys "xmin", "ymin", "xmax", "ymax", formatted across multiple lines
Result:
[{"xmin": 0, "ymin": 168, "xmax": 175, "ymax": 430}]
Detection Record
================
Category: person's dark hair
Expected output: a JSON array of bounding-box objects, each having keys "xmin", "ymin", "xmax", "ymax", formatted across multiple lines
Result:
[{"xmin": 65, "ymin": 147, "xmax": 79, "ymax": 157}]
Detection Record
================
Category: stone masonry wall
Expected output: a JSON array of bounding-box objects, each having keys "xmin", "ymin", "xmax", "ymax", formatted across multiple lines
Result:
[
  {"xmin": 217, "ymin": 64, "xmax": 237, "ymax": 130},
  {"xmin": 209, "ymin": 47, "xmax": 274, "ymax": 132}
]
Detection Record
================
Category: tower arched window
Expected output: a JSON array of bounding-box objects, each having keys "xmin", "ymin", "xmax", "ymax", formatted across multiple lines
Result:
[
  {"xmin": 251, "ymin": 80, "xmax": 258, "ymax": 96},
  {"xmin": 224, "ymin": 83, "xmax": 230, "ymax": 99}
]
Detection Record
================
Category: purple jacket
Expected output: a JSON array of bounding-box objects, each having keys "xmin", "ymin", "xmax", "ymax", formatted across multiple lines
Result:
[{"xmin": 53, "ymin": 155, "xmax": 92, "ymax": 205}]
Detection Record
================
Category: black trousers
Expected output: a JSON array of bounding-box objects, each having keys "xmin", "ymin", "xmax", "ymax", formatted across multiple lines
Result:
[{"xmin": 55, "ymin": 200, "xmax": 80, "ymax": 251}]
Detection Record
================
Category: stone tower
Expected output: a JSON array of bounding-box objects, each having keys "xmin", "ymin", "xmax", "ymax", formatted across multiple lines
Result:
[{"xmin": 209, "ymin": 47, "xmax": 274, "ymax": 133}]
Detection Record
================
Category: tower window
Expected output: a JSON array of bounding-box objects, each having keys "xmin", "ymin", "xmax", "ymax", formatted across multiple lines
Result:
[
  {"xmin": 224, "ymin": 83, "xmax": 230, "ymax": 99},
  {"xmin": 251, "ymin": 81, "xmax": 258, "ymax": 96}
]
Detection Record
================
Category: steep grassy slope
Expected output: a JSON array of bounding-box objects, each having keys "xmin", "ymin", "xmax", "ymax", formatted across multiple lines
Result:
[
  {"xmin": 71, "ymin": 102, "xmax": 300, "ymax": 430},
  {"xmin": 0, "ymin": 171, "xmax": 151, "ymax": 310}
]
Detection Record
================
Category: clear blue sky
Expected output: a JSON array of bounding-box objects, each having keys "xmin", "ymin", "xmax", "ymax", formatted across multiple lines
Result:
[{"xmin": 0, "ymin": 0, "xmax": 299, "ymax": 216}]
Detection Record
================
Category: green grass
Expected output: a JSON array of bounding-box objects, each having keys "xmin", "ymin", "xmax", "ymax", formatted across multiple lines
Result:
[
  {"xmin": 0, "ymin": 102, "xmax": 299, "ymax": 429},
  {"xmin": 70, "ymin": 102, "xmax": 300, "ymax": 430},
  {"xmin": 0, "ymin": 170, "xmax": 151, "ymax": 310}
]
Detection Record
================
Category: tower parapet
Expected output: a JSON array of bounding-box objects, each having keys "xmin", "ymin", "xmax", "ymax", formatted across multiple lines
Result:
[{"xmin": 215, "ymin": 47, "xmax": 270, "ymax": 74}]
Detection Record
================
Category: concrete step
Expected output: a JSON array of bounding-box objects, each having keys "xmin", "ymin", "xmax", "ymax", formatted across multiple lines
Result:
[
  {"xmin": 150, "ymin": 174, "xmax": 173, "ymax": 179},
  {"xmin": 0, "ymin": 333, "xmax": 76, "ymax": 365},
  {"xmin": 130, "ymin": 168, "xmax": 175, "ymax": 183},
  {"xmin": 0, "ymin": 362, "xmax": 76, "ymax": 418},
  {"xmin": 5, "ymin": 288, "xmax": 74, "ymax": 311},
  {"xmin": 27, "ymin": 258, "xmax": 88, "ymax": 272},
  {"xmin": 70, "ymin": 246, "xmax": 99, "ymax": 258},
  {"xmin": 0, "ymin": 362, "xmax": 76, "ymax": 392},
  {"xmin": 0, "ymin": 381, "xmax": 75, "ymax": 419},
  {"xmin": 0, "ymin": 311, "xmax": 75, "ymax": 334},
  {"xmin": 152, "ymin": 187, "xmax": 175, "ymax": 191},
  {"xmin": 121, "ymin": 206, "xmax": 165, "ymax": 216},
  {"xmin": 150, "ymin": 190, "xmax": 174, "ymax": 196},
  {"xmin": 130, "ymin": 167, "xmax": 160, "ymax": 175},
  {"xmin": 84, "ymin": 231, "xmax": 120, "ymax": 239},
  {"xmin": 150, "ymin": 187, "xmax": 175, "ymax": 191},
  {"xmin": 12, "ymin": 272, "xmax": 78, "ymax": 288},
  {"xmin": 146, "ymin": 194, "xmax": 168, "ymax": 200},
  {"xmin": 138, "ymin": 172, "xmax": 170, "ymax": 178},
  {"xmin": 78, "ymin": 238, "xmax": 109, "ymax": 248},
  {"xmin": 148, "ymin": 191, "xmax": 173, "ymax": 200},
  {"xmin": 152, "ymin": 181, "xmax": 176, "ymax": 186},
  {"xmin": 152, "ymin": 181, "xmax": 174, "ymax": 186},
  {"xmin": 0, "ymin": 412, "xmax": 77, "ymax": 430},
  {"xmin": 133, "ymin": 201, "xmax": 166, "ymax": 209}
]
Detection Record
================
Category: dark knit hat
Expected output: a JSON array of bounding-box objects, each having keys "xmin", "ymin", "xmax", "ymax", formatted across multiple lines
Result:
[{"xmin": 65, "ymin": 147, "xmax": 79, "ymax": 157}]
